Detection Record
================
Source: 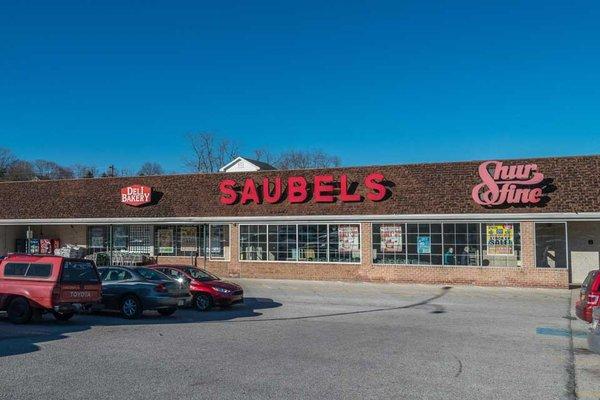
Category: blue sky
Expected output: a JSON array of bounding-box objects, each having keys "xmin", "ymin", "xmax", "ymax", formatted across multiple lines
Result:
[{"xmin": 1, "ymin": 0, "xmax": 599, "ymax": 173}]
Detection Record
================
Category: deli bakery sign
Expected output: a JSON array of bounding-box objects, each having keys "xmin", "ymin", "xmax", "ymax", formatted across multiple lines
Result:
[
  {"xmin": 219, "ymin": 173, "xmax": 388, "ymax": 205},
  {"xmin": 121, "ymin": 185, "xmax": 152, "ymax": 206}
]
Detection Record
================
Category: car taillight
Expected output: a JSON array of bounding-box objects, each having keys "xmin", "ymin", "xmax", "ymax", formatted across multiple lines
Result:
[
  {"xmin": 52, "ymin": 286, "xmax": 61, "ymax": 303},
  {"xmin": 588, "ymin": 294, "xmax": 600, "ymax": 306},
  {"xmin": 154, "ymin": 284, "xmax": 167, "ymax": 293}
]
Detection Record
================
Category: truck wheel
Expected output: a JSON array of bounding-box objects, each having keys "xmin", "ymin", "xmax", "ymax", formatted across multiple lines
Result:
[
  {"xmin": 7, "ymin": 297, "xmax": 33, "ymax": 324},
  {"xmin": 52, "ymin": 311, "xmax": 75, "ymax": 322},
  {"xmin": 194, "ymin": 294, "xmax": 213, "ymax": 311},
  {"xmin": 120, "ymin": 296, "xmax": 143, "ymax": 319},
  {"xmin": 157, "ymin": 307, "xmax": 177, "ymax": 316}
]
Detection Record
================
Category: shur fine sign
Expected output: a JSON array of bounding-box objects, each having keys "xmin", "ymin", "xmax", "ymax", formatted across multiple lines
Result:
[{"xmin": 120, "ymin": 185, "xmax": 152, "ymax": 207}]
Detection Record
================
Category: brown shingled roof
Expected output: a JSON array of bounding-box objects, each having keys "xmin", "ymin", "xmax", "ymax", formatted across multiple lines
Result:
[{"xmin": 0, "ymin": 155, "xmax": 599, "ymax": 221}]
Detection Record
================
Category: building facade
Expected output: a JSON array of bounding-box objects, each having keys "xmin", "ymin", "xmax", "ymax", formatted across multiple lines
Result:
[{"xmin": 0, "ymin": 155, "xmax": 599, "ymax": 288}]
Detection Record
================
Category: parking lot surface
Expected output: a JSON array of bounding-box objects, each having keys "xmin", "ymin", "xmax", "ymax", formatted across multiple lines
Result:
[{"xmin": 0, "ymin": 279, "xmax": 598, "ymax": 400}]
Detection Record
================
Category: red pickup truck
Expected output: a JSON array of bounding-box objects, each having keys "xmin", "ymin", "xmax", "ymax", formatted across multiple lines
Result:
[{"xmin": 0, "ymin": 254, "xmax": 102, "ymax": 324}]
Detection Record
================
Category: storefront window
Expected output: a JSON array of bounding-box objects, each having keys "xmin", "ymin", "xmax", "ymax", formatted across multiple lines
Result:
[
  {"xmin": 178, "ymin": 225, "xmax": 199, "ymax": 256},
  {"xmin": 239, "ymin": 223, "xmax": 361, "ymax": 263},
  {"xmin": 535, "ymin": 223, "xmax": 567, "ymax": 268},
  {"xmin": 240, "ymin": 225, "xmax": 265, "ymax": 260},
  {"xmin": 268, "ymin": 225, "xmax": 298, "ymax": 261},
  {"xmin": 372, "ymin": 223, "xmax": 405, "ymax": 264},
  {"xmin": 406, "ymin": 223, "xmax": 442, "ymax": 265},
  {"xmin": 298, "ymin": 224, "xmax": 328, "ymax": 262},
  {"xmin": 482, "ymin": 223, "xmax": 521, "ymax": 267},
  {"xmin": 329, "ymin": 224, "xmax": 361, "ymax": 263},
  {"xmin": 443, "ymin": 223, "xmax": 481, "ymax": 266},
  {"xmin": 208, "ymin": 224, "xmax": 230, "ymax": 260},
  {"xmin": 112, "ymin": 225, "xmax": 129, "ymax": 251},
  {"xmin": 129, "ymin": 225, "xmax": 153, "ymax": 254},
  {"xmin": 88, "ymin": 226, "xmax": 108, "ymax": 253},
  {"xmin": 155, "ymin": 226, "xmax": 176, "ymax": 256}
]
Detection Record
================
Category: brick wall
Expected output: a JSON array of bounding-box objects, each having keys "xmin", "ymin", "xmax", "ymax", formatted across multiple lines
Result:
[{"xmin": 157, "ymin": 222, "xmax": 569, "ymax": 288}]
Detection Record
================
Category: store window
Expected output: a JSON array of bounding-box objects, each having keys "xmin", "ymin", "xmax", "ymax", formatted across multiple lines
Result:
[
  {"xmin": 155, "ymin": 226, "xmax": 176, "ymax": 256},
  {"xmin": 443, "ymin": 223, "xmax": 481, "ymax": 266},
  {"xmin": 329, "ymin": 224, "xmax": 361, "ymax": 263},
  {"xmin": 535, "ymin": 223, "xmax": 567, "ymax": 268},
  {"xmin": 179, "ymin": 225, "xmax": 199, "ymax": 256},
  {"xmin": 208, "ymin": 224, "xmax": 230, "ymax": 260},
  {"xmin": 240, "ymin": 225, "xmax": 267, "ymax": 260},
  {"xmin": 482, "ymin": 223, "xmax": 521, "ymax": 267},
  {"xmin": 239, "ymin": 223, "xmax": 361, "ymax": 263},
  {"xmin": 129, "ymin": 225, "xmax": 153, "ymax": 254},
  {"xmin": 372, "ymin": 223, "xmax": 405, "ymax": 264},
  {"xmin": 112, "ymin": 225, "xmax": 129, "ymax": 251},
  {"xmin": 268, "ymin": 225, "xmax": 298, "ymax": 261},
  {"xmin": 88, "ymin": 226, "xmax": 108, "ymax": 253},
  {"xmin": 298, "ymin": 224, "xmax": 328, "ymax": 262},
  {"xmin": 406, "ymin": 223, "xmax": 442, "ymax": 265}
]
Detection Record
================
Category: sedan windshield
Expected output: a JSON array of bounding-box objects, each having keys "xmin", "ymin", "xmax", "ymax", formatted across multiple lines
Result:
[{"xmin": 184, "ymin": 267, "xmax": 218, "ymax": 281}]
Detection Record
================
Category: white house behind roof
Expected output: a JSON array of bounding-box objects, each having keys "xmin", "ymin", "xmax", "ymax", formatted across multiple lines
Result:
[{"xmin": 219, "ymin": 156, "xmax": 277, "ymax": 173}]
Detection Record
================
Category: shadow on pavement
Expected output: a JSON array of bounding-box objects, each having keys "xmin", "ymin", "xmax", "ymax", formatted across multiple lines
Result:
[{"xmin": 0, "ymin": 297, "xmax": 281, "ymax": 358}]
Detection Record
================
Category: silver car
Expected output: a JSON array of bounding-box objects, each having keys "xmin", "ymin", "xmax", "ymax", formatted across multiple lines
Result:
[{"xmin": 589, "ymin": 307, "xmax": 600, "ymax": 354}]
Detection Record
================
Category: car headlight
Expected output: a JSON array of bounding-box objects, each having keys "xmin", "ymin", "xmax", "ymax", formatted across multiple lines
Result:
[{"xmin": 212, "ymin": 287, "xmax": 231, "ymax": 294}]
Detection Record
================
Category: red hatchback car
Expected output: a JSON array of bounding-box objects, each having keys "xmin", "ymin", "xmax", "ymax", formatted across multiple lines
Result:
[
  {"xmin": 148, "ymin": 265, "xmax": 243, "ymax": 311},
  {"xmin": 576, "ymin": 270, "xmax": 600, "ymax": 323}
]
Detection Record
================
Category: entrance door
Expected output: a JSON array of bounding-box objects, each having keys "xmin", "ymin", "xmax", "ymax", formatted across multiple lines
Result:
[{"xmin": 568, "ymin": 222, "xmax": 600, "ymax": 284}]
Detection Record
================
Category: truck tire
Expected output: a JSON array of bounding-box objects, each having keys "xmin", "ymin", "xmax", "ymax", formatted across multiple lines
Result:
[
  {"xmin": 7, "ymin": 297, "xmax": 33, "ymax": 324},
  {"xmin": 52, "ymin": 311, "xmax": 75, "ymax": 322}
]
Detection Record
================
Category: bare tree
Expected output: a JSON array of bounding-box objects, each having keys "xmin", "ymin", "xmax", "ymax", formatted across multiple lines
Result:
[
  {"xmin": 252, "ymin": 148, "xmax": 277, "ymax": 165},
  {"xmin": 72, "ymin": 164, "xmax": 98, "ymax": 179},
  {"xmin": 274, "ymin": 150, "xmax": 341, "ymax": 170},
  {"xmin": 32, "ymin": 160, "xmax": 74, "ymax": 180},
  {"xmin": 5, "ymin": 160, "xmax": 36, "ymax": 181},
  {"xmin": 185, "ymin": 133, "xmax": 239, "ymax": 173},
  {"xmin": 0, "ymin": 147, "xmax": 16, "ymax": 179},
  {"xmin": 138, "ymin": 162, "xmax": 164, "ymax": 176}
]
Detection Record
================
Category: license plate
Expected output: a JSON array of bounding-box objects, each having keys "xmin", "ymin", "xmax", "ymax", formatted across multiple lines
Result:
[{"xmin": 178, "ymin": 300, "xmax": 185, "ymax": 306}]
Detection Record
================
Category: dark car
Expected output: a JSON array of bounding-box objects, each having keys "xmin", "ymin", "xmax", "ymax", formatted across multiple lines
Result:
[
  {"xmin": 147, "ymin": 264, "xmax": 243, "ymax": 311},
  {"xmin": 97, "ymin": 266, "xmax": 191, "ymax": 319},
  {"xmin": 576, "ymin": 269, "xmax": 600, "ymax": 323}
]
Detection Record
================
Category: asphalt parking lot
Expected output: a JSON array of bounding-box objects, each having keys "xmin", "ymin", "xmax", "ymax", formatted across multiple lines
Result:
[{"xmin": 1, "ymin": 279, "xmax": 598, "ymax": 400}]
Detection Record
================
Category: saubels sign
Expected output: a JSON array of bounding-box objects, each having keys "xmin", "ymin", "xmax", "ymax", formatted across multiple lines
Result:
[
  {"xmin": 471, "ymin": 161, "xmax": 545, "ymax": 206},
  {"xmin": 219, "ymin": 173, "xmax": 388, "ymax": 205},
  {"xmin": 121, "ymin": 185, "xmax": 152, "ymax": 206}
]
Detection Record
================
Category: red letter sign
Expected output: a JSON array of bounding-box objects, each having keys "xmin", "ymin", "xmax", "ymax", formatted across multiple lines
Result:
[
  {"xmin": 219, "ymin": 179, "xmax": 238, "ymax": 205},
  {"xmin": 364, "ymin": 173, "xmax": 386, "ymax": 201},
  {"xmin": 314, "ymin": 175, "xmax": 335, "ymax": 203},
  {"xmin": 288, "ymin": 176, "xmax": 308, "ymax": 203}
]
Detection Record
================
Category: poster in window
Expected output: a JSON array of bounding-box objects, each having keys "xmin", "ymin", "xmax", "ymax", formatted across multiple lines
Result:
[
  {"xmin": 380, "ymin": 225, "xmax": 403, "ymax": 252},
  {"xmin": 157, "ymin": 228, "xmax": 174, "ymax": 254},
  {"xmin": 338, "ymin": 225, "xmax": 359, "ymax": 253},
  {"xmin": 417, "ymin": 236, "xmax": 431, "ymax": 254},
  {"xmin": 180, "ymin": 226, "xmax": 198, "ymax": 252},
  {"xmin": 90, "ymin": 227, "xmax": 105, "ymax": 249},
  {"xmin": 486, "ymin": 224, "xmax": 514, "ymax": 255}
]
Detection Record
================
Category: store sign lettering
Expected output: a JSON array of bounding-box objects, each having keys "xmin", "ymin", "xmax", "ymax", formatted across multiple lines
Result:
[
  {"xmin": 471, "ymin": 161, "xmax": 545, "ymax": 206},
  {"xmin": 121, "ymin": 185, "xmax": 152, "ymax": 206},
  {"xmin": 219, "ymin": 173, "xmax": 388, "ymax": 205}
]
